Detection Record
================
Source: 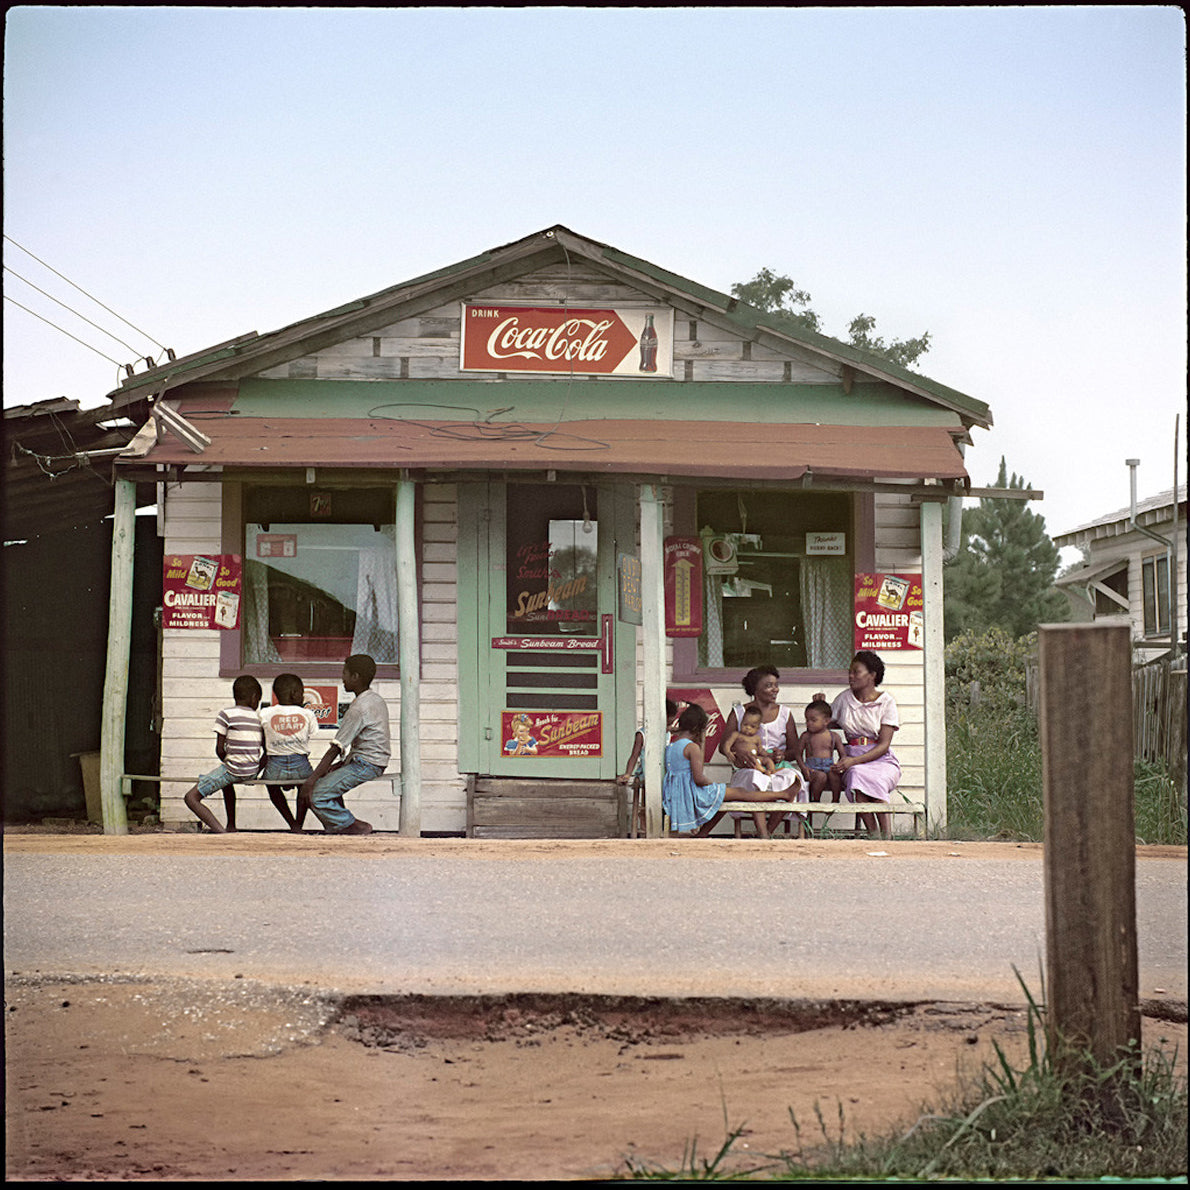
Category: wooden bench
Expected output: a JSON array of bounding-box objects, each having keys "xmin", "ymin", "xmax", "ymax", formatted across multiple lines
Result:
[
  {"xmin": 120, "ymin": 773, "xmax": 401, "ymax": 829},
  {"xmin": 629, "ymin": 775, "xmax": 926, "ymax": 840},
  {"xmin": 719, "ymin": 797, "xmax": 928, "ymax": 839}
]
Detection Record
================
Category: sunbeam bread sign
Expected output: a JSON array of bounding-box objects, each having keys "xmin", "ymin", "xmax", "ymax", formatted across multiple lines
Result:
[{"xmin": 461, "ymin": 304, "xmax": 673, "ymax": 376}]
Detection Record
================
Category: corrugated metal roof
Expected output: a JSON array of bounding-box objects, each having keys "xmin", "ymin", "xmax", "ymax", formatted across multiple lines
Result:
[{"xmin": 117, "ymin": 411, "xmax": 969, "ymax": 483}]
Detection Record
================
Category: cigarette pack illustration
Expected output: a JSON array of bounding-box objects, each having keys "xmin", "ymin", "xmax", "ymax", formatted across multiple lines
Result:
[
  {"xmin": 213, "ymin": 590, "xmax": 240, "ymax": 629},
  {"xmin": 185, "ymin": 556, "xmax": 218, "ymax": 591},
  {"xmin": 907, "ymin": 609, "xmax": 925, "ymax": 649},
  {"xmin": 877, "ymin": 575, "xmax": 910, "ymax": 610}
]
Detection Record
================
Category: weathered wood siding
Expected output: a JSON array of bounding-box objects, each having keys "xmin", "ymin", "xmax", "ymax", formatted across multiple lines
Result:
[
  {"xmin": 157, "ymin": 480, "xmax": 467, "ymax": 831},
  {"xmin": 255, "ymin": 264, "xmax": 843, "ymax": 386}
]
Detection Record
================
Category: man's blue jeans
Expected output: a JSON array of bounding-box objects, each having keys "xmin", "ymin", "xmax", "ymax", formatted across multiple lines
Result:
[{"xmin": 309, "ymin": 759, "xmax": 383, "ymax": 832}]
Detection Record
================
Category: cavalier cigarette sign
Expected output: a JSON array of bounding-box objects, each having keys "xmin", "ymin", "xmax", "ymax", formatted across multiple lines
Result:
[
  {"xmin": 461, "ymin": 304, "xmax": 673, "ymax": 376},
  {"xmin": 163, "ymin": 554, "xmax": 242, "ymax": 630},
  {"xmin": 854, "ymin": 573, "xmax": 925, "ymax": 651}
]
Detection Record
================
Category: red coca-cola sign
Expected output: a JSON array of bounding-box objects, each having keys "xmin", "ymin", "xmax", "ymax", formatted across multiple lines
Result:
[{"xmin": 461, "ymin": 304, "xmax": 672, "ymax": 376}]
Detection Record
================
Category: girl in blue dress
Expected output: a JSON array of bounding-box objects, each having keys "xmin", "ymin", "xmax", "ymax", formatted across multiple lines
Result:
[{"xmin": 664, "ymin": 703, "xmax": 788, "ymax": 836}]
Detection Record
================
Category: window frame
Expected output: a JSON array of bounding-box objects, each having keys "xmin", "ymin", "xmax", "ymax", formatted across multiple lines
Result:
[
  {"xmin": 1141, "ymin": 552, "xmax": 1171, "ymax": 637},
  {"xmin": 219, "ymin": 477, "xmax": 416, "ymax": 680},
  {"xmin": 669, "ymin": 486, "xmax": 875, "ymax": 686}
]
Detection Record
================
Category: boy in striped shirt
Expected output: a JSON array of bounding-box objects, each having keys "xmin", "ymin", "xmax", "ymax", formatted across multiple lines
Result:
[{"xmin": 183, "ymin": 675, "xmax": 266, "ymax": 834}]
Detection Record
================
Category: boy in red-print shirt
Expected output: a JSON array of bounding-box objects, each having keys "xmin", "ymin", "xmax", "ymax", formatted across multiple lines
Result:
[{"xmin": 260, "ymin": 673, "xmax": 320, "ymax": 831}]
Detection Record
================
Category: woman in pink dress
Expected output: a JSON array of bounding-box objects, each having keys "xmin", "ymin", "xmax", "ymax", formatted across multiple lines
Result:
[{"xmin": 821, "ymin": 649, "xmax": 901, "ymax": 839}]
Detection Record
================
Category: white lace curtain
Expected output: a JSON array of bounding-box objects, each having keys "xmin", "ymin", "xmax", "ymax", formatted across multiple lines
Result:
[
  {"xmin": 241, "ymin": 541, "xmax": 398, "ymax": 664},
  {"xmin": 243, "ymin": 559, "xmax": 282, "ymax": 663},
  {"xmin": 350, "ymin": 541, "xmax": 398, "ymax": 662},
  {"xmin": 800, "ymin": 556, "xmax": 853, "ymax": 669}
]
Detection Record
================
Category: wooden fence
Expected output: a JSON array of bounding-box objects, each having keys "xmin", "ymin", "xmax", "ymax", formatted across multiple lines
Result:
[
  {"xmin": 1025, "ymin": 655, "xmax": 1185, "ymax": 788},
  {"xmin": 1132, "ymin": 658, "xmax": 1188, "ymax": 790}
]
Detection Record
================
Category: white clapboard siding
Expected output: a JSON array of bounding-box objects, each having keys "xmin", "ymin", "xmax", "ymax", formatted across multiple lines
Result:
[
  {"xmin": 874, "ymin": 491, "xmax": 924, "ymax": 572},
  {"xmin": 159, "ymin": 482, "xmax": 468, "ymax": 831}
]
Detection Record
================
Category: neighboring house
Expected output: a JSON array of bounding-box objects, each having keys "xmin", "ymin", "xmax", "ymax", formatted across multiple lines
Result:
[
  {"xmin": 100, "ymin": 226, "xmax": 995, "ymax": 835},
  {"xmin": 1054, "ymin": 484, "xmax": 1187, "ymax": 663}
]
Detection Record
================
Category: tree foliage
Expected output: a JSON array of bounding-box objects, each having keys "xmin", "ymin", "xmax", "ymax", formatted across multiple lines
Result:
[
  {"xmin": 945, "ymin": 625, "xmax": 1036, "ymax": 715},
  {"xmin": 731, "ymin": 268, "xmax": 931, "ymax": 368},
  {"xmin": 944, "ymin": 458, "xmax": 1069, "ymax": 641}
]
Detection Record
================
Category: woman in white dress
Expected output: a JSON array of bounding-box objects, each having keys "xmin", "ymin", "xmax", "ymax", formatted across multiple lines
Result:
[{"xmin": 719, "ymin": 665, "xmax": 805, "ymax": 834}]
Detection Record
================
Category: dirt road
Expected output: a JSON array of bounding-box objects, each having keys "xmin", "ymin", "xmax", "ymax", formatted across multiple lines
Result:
[{"xmin": 5, "ymin": 830, "xmax": 1186, "ymax": 1181}]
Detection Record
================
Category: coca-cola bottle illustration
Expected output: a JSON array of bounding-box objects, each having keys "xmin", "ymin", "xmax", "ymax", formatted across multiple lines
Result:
[{"xmin": 638, "ymin": 314, "xmax": 658, "ymax": 372}]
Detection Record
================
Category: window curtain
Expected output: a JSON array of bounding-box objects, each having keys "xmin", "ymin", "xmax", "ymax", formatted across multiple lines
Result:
[
  {"xmin": 701, "ymin": 573, "xmax": 725, "ymax": 668},
  {"xmin": 242, "ymin": 559, "xmax": 283, "ymax": 663},
  {"xmin": 350, "ymin": 540, "xmax": 399, "ymax": 662},
  {"xmin": 800, "ymin": 556, "xmax": 852, "ymax": 669}
]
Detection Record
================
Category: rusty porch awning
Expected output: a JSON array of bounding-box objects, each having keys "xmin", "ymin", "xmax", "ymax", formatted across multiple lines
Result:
[{"xmin": 119, "ymin": 408, "xmax": 969, "ymax": 486}]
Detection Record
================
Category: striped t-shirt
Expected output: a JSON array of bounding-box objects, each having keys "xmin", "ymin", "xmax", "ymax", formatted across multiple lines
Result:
[{"xmin": 215, "ymin": 705, "xmax": 265, "ymax": 777}]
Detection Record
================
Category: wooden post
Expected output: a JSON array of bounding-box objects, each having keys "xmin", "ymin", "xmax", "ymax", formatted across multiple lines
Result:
[
  {"xmin": 639, "ymin": 484, "xmax": 667, "ymax": 839},
  {"xmin": 920, "ymin": 499, "xmax": 947, "ymax": 835},
  {"xmin": 395, "ymin": 476, "xmax": 421, "ymax": 837},
  {"xmin": 1040, "ymin": 622, "xmax": 1140, "ymax": 1074},
  {"xmin": 99, "ymin": 478, "xmax": 135, "ymax": 835}
]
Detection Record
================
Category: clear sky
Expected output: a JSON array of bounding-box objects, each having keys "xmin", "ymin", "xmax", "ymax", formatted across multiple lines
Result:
[{"xmin": 4, "ymin": 6, "xmax": 1185, "ymax": 557}]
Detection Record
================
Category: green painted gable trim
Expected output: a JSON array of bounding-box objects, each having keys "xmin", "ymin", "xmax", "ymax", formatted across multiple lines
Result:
[{"xmin": 234, "ymin": 377, "xmax": 965, "ymax": 430}]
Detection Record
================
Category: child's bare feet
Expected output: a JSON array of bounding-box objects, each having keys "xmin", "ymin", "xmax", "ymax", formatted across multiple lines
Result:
[{"xmin": 341, "ymin": 819, "xmax": 373, "ymax": 835}]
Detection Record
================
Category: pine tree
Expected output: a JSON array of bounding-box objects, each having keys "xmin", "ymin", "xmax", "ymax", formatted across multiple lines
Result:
[{"xmin": 943, "ymin": 458, "xmax": 1069, "ymax": 641}]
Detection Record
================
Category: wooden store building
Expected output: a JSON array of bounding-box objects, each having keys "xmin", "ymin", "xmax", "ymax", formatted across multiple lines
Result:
[{"xmin": 101, "ymin": 226, "xmax": 994, "ymax": 836}]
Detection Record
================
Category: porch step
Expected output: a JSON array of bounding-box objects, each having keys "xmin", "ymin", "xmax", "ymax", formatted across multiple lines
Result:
[{"xmin": 469, "ymin": 778, "xmax": 626, "ymax": 839}]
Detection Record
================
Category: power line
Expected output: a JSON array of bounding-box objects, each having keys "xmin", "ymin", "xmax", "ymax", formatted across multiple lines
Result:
[
  {"xmin": 3, "ymin": 234, "xmax": 166, "ymax": 349},
  {"xmin": 4, "ymin": 295, "xmax": 123, "ymax": 366},
  {"xmin": 4, "ymin": 264, "xmax": 148, "ymax": 357}
]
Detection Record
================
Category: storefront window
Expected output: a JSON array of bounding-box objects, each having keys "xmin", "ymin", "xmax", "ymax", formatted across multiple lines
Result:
[
  {"xmin": 241, "ymin": 488, "xmax": 397, "ymax": 665},
  {"xmin": 696, "ymin": 490, "xmax": 853, "ymax": 670},
  {"xmin": 505, "ymin": 484, "xmax": 598, "ymax": 636}
]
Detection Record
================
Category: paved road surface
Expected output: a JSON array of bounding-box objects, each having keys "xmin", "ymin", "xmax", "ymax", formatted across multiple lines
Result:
[{"xmin": 4, "ymin": 840, "xmax": 1185, "ymax": 1006}]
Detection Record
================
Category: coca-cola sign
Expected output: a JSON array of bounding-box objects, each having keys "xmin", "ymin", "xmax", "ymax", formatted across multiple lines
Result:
[{"xmin": 460, "ymin": 304, "xmax": 672, "ymax": 376}]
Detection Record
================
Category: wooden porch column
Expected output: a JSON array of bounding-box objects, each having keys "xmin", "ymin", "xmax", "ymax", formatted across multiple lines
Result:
[
  {"xmin": 395, "ymin": 476, "xmax": 421, "ymax": 836},
  {"xmin": 99, "ymin": 477, "xmax": 134, "ymax": 835},
  {"xmin": 920, "ymin": 498, "xmax": 947, "ymax": 834},
  {"xmin": 639, "ymin": 484, "xmax": 667, "ymax": 838}
]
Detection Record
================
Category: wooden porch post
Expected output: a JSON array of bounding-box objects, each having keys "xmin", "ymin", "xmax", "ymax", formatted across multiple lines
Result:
[
  {"xmin": 99, "ymin": 477, "xmax": 134, "ymax": 835},
  {"xmin": 395, "ymin": 475, "xmax": 421, "ymax": 836},
  {"xmin": 639, "ymin": 484, "xmax": 667, "ymax": 838},
  {"xmin": 920, "ymin": 498, "xmax": 947, "ymax": 834}
]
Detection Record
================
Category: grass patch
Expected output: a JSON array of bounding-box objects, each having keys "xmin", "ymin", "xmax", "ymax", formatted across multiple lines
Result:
[
  {"xmin": 946, "ymin": 706, "xmax": 1187, "ymax": 845},
  {"xmin": 619, "ymin": 975, "xmax": 1188, "ymax": 1181}
]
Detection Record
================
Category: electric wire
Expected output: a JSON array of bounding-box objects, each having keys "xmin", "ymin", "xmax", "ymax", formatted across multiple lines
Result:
[
  {"xmin": 3, "ymin": 234, "xmax": 166, "ymax": 349},
  {"xmin": 4, "ymin": 295, "xmax": 123, "ymax": 366},
  {"xmin": 5, "ymin": 264, "xmax": 149, "ymax": 357}
]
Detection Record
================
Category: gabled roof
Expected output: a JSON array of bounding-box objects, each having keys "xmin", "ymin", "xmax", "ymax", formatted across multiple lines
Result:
[
  {"xmin": 105, "ymin": 225, "xmax": 992, "ymax": 430},
  {"xmin": 1053, "ymin": 484, "xmax": 1187, "ymax": 544}
]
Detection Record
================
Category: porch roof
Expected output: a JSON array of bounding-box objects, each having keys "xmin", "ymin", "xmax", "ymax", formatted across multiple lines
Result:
[{"xmin": 118, "ymin": 408, "xmax": 970, "ymax": 485}]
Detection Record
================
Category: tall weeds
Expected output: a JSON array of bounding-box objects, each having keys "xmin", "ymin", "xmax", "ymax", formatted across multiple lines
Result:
[{"xmin": 620, "ymin": 973, "xmax": 1188, "ymax": 1181}]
